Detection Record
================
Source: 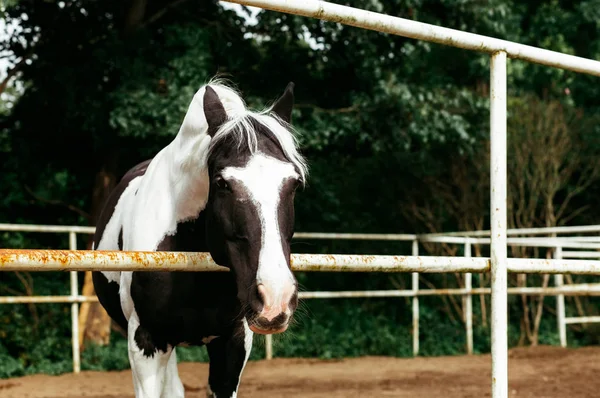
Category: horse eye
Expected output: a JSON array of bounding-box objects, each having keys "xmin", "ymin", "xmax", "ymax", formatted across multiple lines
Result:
[{"xmin": 215, "ymin": 177, "xmax": 230, "ymax": 191}]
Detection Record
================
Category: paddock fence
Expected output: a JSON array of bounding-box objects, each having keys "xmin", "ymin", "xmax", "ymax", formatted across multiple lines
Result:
[
  {"xmin": 217, "ymin": 2, "xmax": 600, "ymax": 397},
  {"xmin": 2, "ymin": 0, "xmax": 600, "ymax": 396},
  {"xmin": 2, "ymin": 223, "xmax": 600, "ymax": 372}
]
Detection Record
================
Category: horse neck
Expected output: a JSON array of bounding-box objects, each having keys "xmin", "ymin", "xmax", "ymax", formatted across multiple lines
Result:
[
  {"xmin": 161, "ymin": 90, "xmax": 247, "ymax": 222},
  {"xmin": 134, "ymin": 133, "xmax": 210, "ymax": 231},
  {"xmin": 168, "ymin": 135, "xmax": 212, "ymax": 221}
]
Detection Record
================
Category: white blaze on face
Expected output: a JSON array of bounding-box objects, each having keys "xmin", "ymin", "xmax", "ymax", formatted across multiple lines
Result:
[{"xmin": 222, "ymin": 153, "xmax": 297, "ymax": 315}]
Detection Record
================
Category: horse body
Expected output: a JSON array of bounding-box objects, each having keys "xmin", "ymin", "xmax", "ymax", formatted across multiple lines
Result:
[{"xmin": 92, "ymin": 80, "xmax": 306, "ymax": 398}]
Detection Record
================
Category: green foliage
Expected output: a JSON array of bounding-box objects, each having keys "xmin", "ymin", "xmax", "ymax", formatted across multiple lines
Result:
[
  {"xmin": 0, "ymin": 345, "xmax": 24, "ymax": 378},
  {"xmin": 1, "ymin": 0, "xmax": 600, "ymax": 379},
  {"xmin": 81, "ymin": 338, "xmax": 130, "ymax": 371}
]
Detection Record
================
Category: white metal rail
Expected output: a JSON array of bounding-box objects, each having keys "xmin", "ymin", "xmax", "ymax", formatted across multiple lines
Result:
[
  {"xmin": 220, "ymin": 0, "xmax": 600, "ymax": 76},
  {"xmin": 2, "ymin": 224, "xmax": 600, "ymax": 371},
  {"xmin": 215, "ymin": 2, "xmax": 600, "ymax": 396}
]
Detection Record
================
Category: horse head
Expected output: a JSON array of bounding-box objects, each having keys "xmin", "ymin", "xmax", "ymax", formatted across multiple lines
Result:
[{"xmin": 202, "ymin": 82, "xmax": 307, "ymax": 335}]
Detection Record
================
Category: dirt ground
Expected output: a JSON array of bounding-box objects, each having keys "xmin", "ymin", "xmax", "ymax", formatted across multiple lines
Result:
[{"xmin": 1, "ymin": 345, "xmax": 600, "ymax": 397}]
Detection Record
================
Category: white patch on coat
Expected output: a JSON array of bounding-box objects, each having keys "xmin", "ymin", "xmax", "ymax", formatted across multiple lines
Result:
[
  {"xmin": 234, "ymin": 318, "xmax": 254, "ymax": 397},
  {"xmin": 127, "ymin": 311, "xmax": 181, "ymax": 398},
  {"xmin": 162, "ymin": 348, "xmax": 185, "ymax": 397},
  {"xmin": 222, "ymin": 154, "xmax": 297, "ymax": 305},
  {"xmin": 119, "ymin": 271, "xmax": 135, "ymax": 321},
  {"xmin": 96, "ymin": 176, "xmax": 143, "ymax": 284}
]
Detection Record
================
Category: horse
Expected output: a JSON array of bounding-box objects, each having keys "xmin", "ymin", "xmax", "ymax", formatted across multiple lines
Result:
[{"xmin": 91, "ymin": 79, "xmax": 308, "ymax": 398}]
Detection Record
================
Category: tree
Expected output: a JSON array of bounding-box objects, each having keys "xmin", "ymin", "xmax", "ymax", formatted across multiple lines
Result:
[{"xmin": 507, "ymin": 95, "xmax": 600, "ymax": 346}]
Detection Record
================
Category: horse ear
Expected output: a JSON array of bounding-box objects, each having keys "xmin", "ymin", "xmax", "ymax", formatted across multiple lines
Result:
[
  {"xmin": 271, "ymin": 82, "xmax": 295, "ymax": 123},
  {"xmin": 204, "ymin": 85, "xmax": 227, "ymax": 137}
]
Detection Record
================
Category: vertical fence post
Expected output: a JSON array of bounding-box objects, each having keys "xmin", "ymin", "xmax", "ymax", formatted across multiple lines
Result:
[
  {"xmin": 464, "ymin": 238, "xmax": 473, "ymax": 355},
  {"xmin": 554, "ymin": 246, "xmax": 566, "ymax": 347},
  {"xmin": 490, "ymin": 50, "xmax": 508, "ymax": 398},
  {"xmin": 412, "ymin": 239, "xmax": 419, "ymax": 357},
  {"xmin": 265, "ymin": 334, "xmax": 273, "ymax": 360},
  {"xmin": 69, "ymin": 231, "xmax": 81, "ymax": 374}
]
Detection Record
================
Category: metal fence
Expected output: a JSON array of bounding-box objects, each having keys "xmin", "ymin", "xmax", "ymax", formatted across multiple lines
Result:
[
  {"xmin": 218, "ymin": 2, "xmax": 600, "ymax": 397},
  {"xmin": 2, "ymin": 223, "xmax": 600, "ymax": 373},
  {"xmin": 1, "ymin": 1, "xmax": 600, "ymax": 396}
]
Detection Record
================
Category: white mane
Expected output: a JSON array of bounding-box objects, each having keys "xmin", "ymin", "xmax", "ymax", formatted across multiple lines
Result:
[{"xmin": 205, "ymin": 79, "xmax": 308, "ymax": 184}]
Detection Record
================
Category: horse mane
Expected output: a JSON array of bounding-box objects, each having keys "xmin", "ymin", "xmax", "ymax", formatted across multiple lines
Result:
[{"xmin": 205, "ymin": 78, "xmax": 308, "ymax": 184}]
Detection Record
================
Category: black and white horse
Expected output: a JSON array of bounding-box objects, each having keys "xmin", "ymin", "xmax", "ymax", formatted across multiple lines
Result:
[{"xmin": 91, "ymin": 79, "xmax": 307, "ymax": 398}]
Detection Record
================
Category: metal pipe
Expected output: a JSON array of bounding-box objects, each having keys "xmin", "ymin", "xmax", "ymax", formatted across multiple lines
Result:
[
  {"xmin": 5, "ymin": 283, "xmax": 600, "ymax": 305},
  {"xmin": 265, "ymin": 334, "xmax": 273, "ymax": 360},
  {"xmin": 0, "ymin": 223, "xmax": 96, "ymax": 234},
  {"xmin": 561, "ymin": 251, "xmax": 600, "ymax": 258},
  {"xmin": 490, "ymin": 50, "xmax": 508, "ymax": 398},
  {"xmin": 564, "ymin": 316, "xmax": 600, "ymax": 325},
  {"xmin": 0, "ymin": 295, "xmax": 99, "ymax": 304},
  {"xmin": 419, "ymin": 236, "xmax": 477, "ymax": 244},
  {"xmin": 423, "ymin": 235, "xmax": 600, "ymax": 250},
  {"xmin": 508, "ymin": 258, "xmax": 600, "ymax": 275},
  {"xmin": 290, "ymin": 254, "xmax": 489, "ymax": 273},
  {"xmin": 4, "ymin": 222, "xmax": 600, "ymax": 241},
  {"xmin": 221, "ymin": 0, "xmax": 600, "ymax": 77},
  {"xmin": 4, "ymin": 222, "xmax": 600, "ymax": 243},
  {"xmin": 0, "ymin": 250, "xmax": 490, "ymax": 273},
  {"xmin": 6, "ymin": 249, "xmax": 600, "ymax": 275},
  {"xmin": 297, "ymin": 285, "xmax": 600, "ymax": 298},
  {"xmin": 539, "ymin": 236, "xmax": 600, "ymax": 242},
  {"xmin": 464, "ymin": 239, "xmax": 473, "ymax": 355},
  {"xmin": 411, "ymin": 240, "xmax": 419, "ymax": 357},
  {"xmin": 554, "ymin": 246, "xmax": 567, "ymax": 348},
  {"xmin": 0, "ymin": 249, "xmax": 228, "ymax": 272},
  {"xmin": 424, "ymin": 224, "xmax": 600, "ymax": 238},
  {"xmin": 293, "ymin": 232, "xmax": 417, "ymax": 240},
  {"xmin": 505, "ymin": 239, "xmax": 600, "ymax": 249},
  {"xmin": 69, "ymin": 232, "xmax": 81, "ymax": 374}
]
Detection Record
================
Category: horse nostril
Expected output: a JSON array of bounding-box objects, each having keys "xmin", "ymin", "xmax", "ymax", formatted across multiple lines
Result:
[
  {"xmin": 257, "ymin": 284, "xmax": 272, "ymax": 309},
  {"xmin": 249, "ymin": 284, "xmax": 264, "ymax": 313},
  {"xmin": 288, "ymin": 289, "xmax": 299, "ymax": 312}
]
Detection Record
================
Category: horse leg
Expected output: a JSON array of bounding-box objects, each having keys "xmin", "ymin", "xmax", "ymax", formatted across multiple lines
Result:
[
  {"xmin": 127, "ymin": 314, "xmax": 174, "ymax": 398},
  {"xmin": 161, "ymin": 347, "xmax": 185, "ymax": 398},
  {"xmin": 205, "ymin": 319, "xmax": 253, "ymax": 398}
]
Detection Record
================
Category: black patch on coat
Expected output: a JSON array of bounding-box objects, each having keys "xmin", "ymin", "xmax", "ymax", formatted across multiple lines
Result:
[
  {"xmin": 91, "ymin": 272, "xmax": 128, "ymax": 331},
  {"xmin": 117, "ymin": 228, "xmax": 123, "ymax": 250},
  {"xmin": 134, "ymin": 324, "xmax": 168, "ymax": 358}
]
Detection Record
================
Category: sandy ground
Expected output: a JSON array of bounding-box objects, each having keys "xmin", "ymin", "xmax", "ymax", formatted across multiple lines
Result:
[{"xmin": 1, "ymin": 346, "xmax": 599, "ymax": 397}]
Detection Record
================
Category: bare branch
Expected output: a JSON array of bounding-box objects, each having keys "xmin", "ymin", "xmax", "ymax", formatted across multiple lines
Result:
[
  {"xmin": 123, "ymin": 0, "xmax": 148, "ymax": 35},
  {"xmin": 531, "ymin": 274, "xmax": 550, "ymax": 346},
  {"xmin": 295, "ymin": 103, "xmax": 359, "ymax": 114},
  {"xmin": 24, "ymin": 185, "xmax": 91, "ymax": 221},
  {"xmin": 142, "ymin": 0, "xmax": 190, "ymax": 28}
]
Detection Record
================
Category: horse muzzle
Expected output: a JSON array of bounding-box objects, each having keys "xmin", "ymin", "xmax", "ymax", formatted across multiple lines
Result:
[{"xmin": 248, "ymin": 282, "xmax": 297, "ymax": 334}]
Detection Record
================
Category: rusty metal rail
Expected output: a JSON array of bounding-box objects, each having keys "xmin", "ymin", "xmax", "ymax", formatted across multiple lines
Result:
[
  {"xmin": 0, "ymin": 249, "xmax": 488, "ymax": 273},
  {"xmin": 0, "ymin": 249, "xmax": 226, "ymax": 272},
  {"xmin": 4, "ymin": 249, "xmax": 600, "ymax": 275}
]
